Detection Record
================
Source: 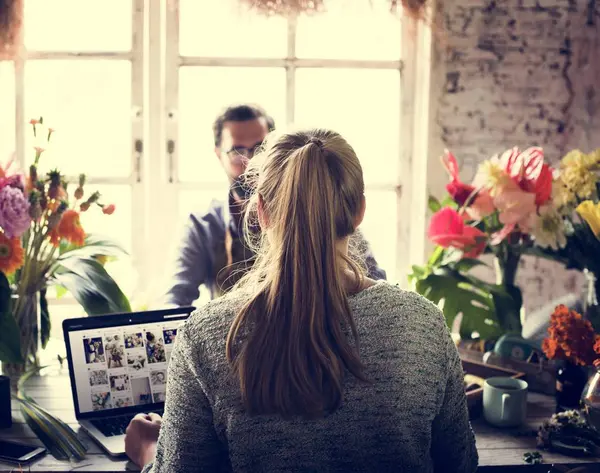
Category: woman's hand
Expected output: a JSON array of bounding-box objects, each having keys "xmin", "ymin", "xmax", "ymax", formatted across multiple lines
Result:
[{"xmin": 125, "ymin": 412, "xmax": 162, "ymax": 468}]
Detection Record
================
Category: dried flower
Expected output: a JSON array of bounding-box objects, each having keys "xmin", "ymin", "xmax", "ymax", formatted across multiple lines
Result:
[
  {"xmin": 86, "ymin": 191, "xmax": 101, "ymax": 204},
  {"xmin": 74, "ymin": 187, "xmax": 84, "ymax": 200},
  {"xmin": 0, "ymin": 186, "xmax": 31, "ymax": 238},
  {"xmin": 47, "ymin": 201, "xmax": 68, "ymax": 231},
  {"xmin": 47, "ymin": 170, "xmax": 62, "ymax": 200},
  {"xmin": 80, "ymin": 202, "xmax": 90, "ymax": 212},
  {"xmin": 28, "ymin": 191, "xmax": 42, "ymax": 220}
]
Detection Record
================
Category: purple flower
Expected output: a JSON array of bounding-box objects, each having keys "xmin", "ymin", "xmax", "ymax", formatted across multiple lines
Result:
[{"xmin": 0, "ymin": 186, "xmax": 31, "ymax": 238}]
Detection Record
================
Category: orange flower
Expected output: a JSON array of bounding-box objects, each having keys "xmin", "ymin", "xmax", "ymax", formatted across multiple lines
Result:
[
  {"xmin": 0, "ymin": 232, "xmax": 24, "ymax": 274},
  {"xmin": 102, "ymin": 204, "xmax": 115, "ymax": 215},
  {"xmin": 543, "ymin": 304, "xmax": 598, "ymax": 366},
  {"xmin": 49, "ymin": 210, "xmax": 86, "ymax": 247}
]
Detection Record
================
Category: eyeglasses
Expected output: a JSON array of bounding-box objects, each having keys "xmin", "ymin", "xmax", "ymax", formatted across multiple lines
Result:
[{"xmin": 224, "ymin": 144, "xmax": 262, "ymax": 164}]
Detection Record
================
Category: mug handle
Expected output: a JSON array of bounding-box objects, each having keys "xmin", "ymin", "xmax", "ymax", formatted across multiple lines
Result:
[{"xmin": 501, "ymin": 393, "xmax": 510, "ymax": 421}]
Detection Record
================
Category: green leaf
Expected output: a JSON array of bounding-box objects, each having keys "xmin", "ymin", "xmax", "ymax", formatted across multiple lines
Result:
[
  {"xmin": 51, "ymin": 258, "xmax": 131, "ymax": 315},
  {"xmin": 428, "ymin": 195, "xmax": 441, "ymax": 213},
  {"xmin": 453, "ymin": 258, "xmax": 488, "ymax": 273},
  {"xmin": 39, "ymin": 288, "xmax": 51, "ymax": 349},
  {"xmin": 17, "ymin": 395, "xmax": 87, "ymax": 461},
  {"xmin": 441, "ymin": 195, "xmax": 459, "ymax": 209},
  {"xmin": 427, "ymin": 246, "xmax": 446, "ymax": 267},
  {"xmin": 0, "ymin": 272, "xmax": 22, "ymax": 363},
  {"xmin": 415, "ymin": 268, "xmax": 504, "ymax": 340},
  {"xmin": 57, "ymin": 233, "xmax": 128, "ymax": 262}
]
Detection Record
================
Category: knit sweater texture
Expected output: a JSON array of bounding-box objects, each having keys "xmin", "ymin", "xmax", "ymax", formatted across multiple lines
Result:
[{"xmin": 143, "ymin": 282, "xmax": 478, "ymax": 472}]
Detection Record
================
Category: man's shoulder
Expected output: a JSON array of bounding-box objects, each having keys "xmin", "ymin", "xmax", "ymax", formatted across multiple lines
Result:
[{"xmin": 181, "ymin": 199, "xmax": 229, "ymax": 239}]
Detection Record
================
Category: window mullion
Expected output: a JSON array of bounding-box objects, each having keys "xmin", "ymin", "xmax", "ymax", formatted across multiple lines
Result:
[
  {"xmin": 286, "ymin": 15, "xmax": 297, "ymax": 126},
  {"xmin": 14, "ymin": 0, "xmax": 25, "ymax": 171},
  {"xmin": 131, "ymin": 0, "xmax": 146, "ymax": 290}
]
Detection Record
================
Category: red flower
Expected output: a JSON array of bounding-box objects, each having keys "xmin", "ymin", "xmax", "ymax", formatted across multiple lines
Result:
[
  {"xmin": 501, "ymin": 147, "xmax": 553, "ymax": 206},
  {"xmin": 427, "ymin": 207, "xmax": 487, "ymax": 257},
  {"xmin": 442, "ymin": 150, "xmax": 476, "ymax": 206}
]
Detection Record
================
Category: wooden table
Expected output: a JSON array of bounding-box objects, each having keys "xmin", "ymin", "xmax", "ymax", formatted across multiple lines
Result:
[{"xmin": 0, "ymin": 368, "xmax": 598, "ymax": 472}]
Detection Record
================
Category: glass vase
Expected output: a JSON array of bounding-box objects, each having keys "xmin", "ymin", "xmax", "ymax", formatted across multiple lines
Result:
[
  {"xmin": 1, "ymin": 292, "xmax": 40, "ymax": 388},
  {"xmin": 555, "ymin": 361, "xmax": 588, "ymax": 413},
  {"xmin": 494, "ymin": 253, "xmax": 524, "ymax": 335},
  {"xmin": 582, "ymin": 368, "xmax": 600, "ymax": 430}
]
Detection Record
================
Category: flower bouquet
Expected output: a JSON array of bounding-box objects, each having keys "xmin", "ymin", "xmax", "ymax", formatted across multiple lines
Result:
[
  {"xmin": 0, "ymin": 118, "xmax": 131, "ymax": 380},
  {"xmin": 409, "ymin": 146, "xmax": 556, "ymax": 341},
  {"xmin": 534, "ymin": 149, "xmax": 600, "ymax": 326}
]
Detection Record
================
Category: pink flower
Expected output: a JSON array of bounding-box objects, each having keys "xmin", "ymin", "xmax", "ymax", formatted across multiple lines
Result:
[
  {"xmin": 0, "ymin": 174, "xmax": 24, "ymax": 192},
  {"xmin": 0, "ymin": 186, "xmax": 32, "ymax": 238},
  {"xmin": 500, "ymin": 147, "xmax": 553, "ymax": 206},
  {"xmin": 493, "ymin": 182, "xmax": 536, "ymax": 228},
  {"xmin": 428, "ymin": 208, "xmax": 487, "ymax": 258},
  {"xmin": 466, "ymin": 189, "xmax": 495, "ymax": 220}
]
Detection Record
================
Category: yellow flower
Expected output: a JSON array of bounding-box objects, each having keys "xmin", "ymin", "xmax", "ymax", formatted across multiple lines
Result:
[
  {"xmin": 560, "ymin": 149, "xmax": 600, "ymax": 201},
  {"xmin": 474, "ymin": 159, "xmax": 513, "ymax": 196},
  {"xmin": 576, "ymin": 200, "xmax": 600, "ymax": 238},
  {"xmin": 552, "ymin": 176, "xmax": 576, "ymax": 210}
]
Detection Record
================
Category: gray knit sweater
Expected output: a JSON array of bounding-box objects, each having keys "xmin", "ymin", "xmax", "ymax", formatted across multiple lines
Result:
[{"xmin": 143, "ymin": 282, "xmax": 478, "ymax": 472}]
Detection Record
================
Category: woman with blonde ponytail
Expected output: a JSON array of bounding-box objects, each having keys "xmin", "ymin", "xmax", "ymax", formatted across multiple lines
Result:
[{"xmin": 126, "ymin": 129, "xmax": 478, "ymax": 473}]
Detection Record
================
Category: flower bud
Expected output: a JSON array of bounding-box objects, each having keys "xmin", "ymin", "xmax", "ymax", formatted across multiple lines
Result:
[{"xmin": 102, "ymin": 204, "xmax": 116, "ymax": 215}]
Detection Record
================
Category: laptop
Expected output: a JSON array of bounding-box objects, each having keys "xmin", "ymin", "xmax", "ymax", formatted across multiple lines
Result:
[{"xmin": 62, "ymin": 306, "xmax": 195, "ymax": 457}]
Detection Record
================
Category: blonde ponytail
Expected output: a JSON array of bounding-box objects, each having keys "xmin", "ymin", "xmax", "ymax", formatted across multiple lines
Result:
[{"xmin": 226, "ymin": 129, "xmax": 368, "ymax": 418}]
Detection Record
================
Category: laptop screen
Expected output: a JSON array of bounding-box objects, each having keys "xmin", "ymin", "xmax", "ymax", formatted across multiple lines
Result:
[{"xmin": 66, "ymin": 314, "xmax": 189, "ymax": 415}]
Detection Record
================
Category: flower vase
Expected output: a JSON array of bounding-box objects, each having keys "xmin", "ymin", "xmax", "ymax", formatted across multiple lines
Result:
[
  {"xmin": 556, "ymin": 361, "xmax": 588, "ymax": 413},
  {"xmin": 494, "ymin": 253, "xmax": 524, "ymax": 335},
  {"xmin": 1, "ymin": 292, "xmax": 40, "ymax": 389},
  {"xmin": 581, "ymin": 368, "xmax": 600, "ymax": 430}
]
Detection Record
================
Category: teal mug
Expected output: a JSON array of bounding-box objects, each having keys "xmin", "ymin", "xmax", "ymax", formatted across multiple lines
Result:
[{"xmin": 483, "ymin": 377, "xmax": 528, "ymax": 427}]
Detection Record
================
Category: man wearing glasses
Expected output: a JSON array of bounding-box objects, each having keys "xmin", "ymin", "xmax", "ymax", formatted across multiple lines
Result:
[{"xmin": 162, "ymin": 103, "xmax": 386, "ymax": 307}]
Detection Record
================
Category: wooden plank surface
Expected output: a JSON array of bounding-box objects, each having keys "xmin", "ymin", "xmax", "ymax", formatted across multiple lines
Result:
[{"xmin": 0, "ymin": 370, "xmax": 596, "ymax": 472}]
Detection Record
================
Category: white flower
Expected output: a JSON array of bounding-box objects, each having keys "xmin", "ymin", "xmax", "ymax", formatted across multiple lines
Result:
[{"xmin": 531, "ymin": 205, "xmax": 567, "ymax": 250}]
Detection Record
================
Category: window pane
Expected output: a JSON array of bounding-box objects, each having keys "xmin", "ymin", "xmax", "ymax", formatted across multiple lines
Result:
[
  {"xmin": 178, "ymin": 67, "xmax": 285, "ymax": 183},
  {"xmin": 24, "ymin": 0, "xmax": 131, "ymax": 52},
  {"xmin": 361, "ymin": 190, "xmax": 397, "ymax": 282},
  {"xmin": 78, "ymin": 184, "xmax": 135, "ymax": 297},
  {"xmin": 295, "ymin": 69, "xmax": 400, "ymax": 185},
  {"xmin": 0, "ymin": 62, "xmax": 15, "ymax": 165},
  {"xmin": 179, "ymin": 1, "xmax": 286, "ymax": 57},
  {"xmin": 25, "ymin": 60, "xmax": 132, "ymax": 177},
  {"xmin": 296, "ymin": 1, "xmax": 401, "ymax": 60}
]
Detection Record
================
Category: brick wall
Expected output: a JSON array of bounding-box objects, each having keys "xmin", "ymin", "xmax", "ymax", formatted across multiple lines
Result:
[{"xmin": 429, "ymin": 0, "xmax": 600, "ymax": 312}]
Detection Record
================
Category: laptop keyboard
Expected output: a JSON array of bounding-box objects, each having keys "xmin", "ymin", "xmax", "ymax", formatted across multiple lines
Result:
[{"xmin": 90, "ymin": 410, "xmax": 164, "ymax": 437}]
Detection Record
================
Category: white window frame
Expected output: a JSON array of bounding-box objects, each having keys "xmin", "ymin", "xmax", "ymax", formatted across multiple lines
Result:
[
  {"xmin": 8, "ymin": 0, "xmax": 146, "ymax": 304},
  {"xmin": 4, "ymin": 0, "xmax": 432, "ymax": 306},
  {"xmin": 157, "ymin": 1, "xmax": 432, "ymax": 285}
]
